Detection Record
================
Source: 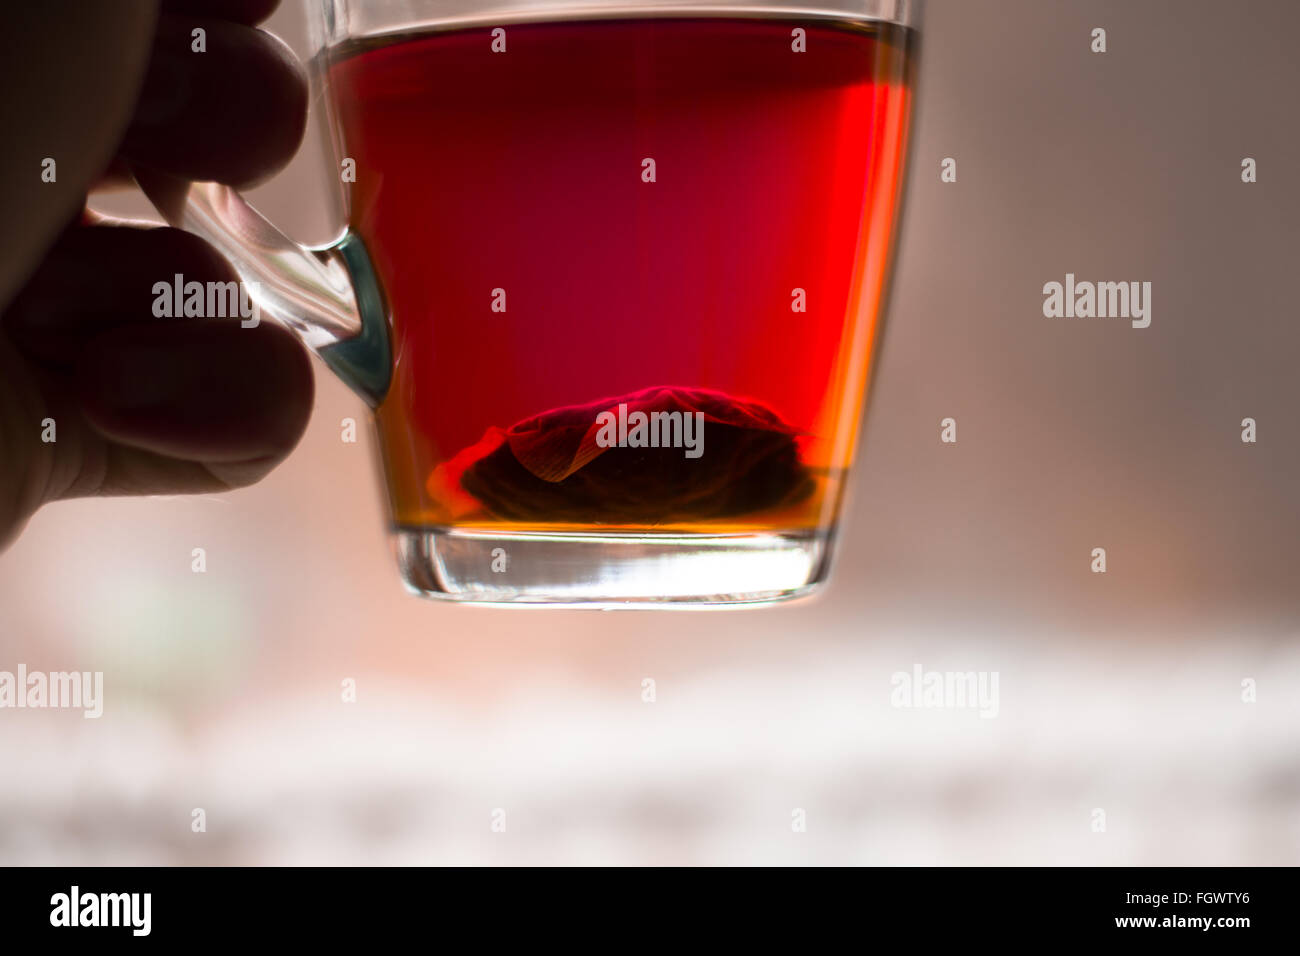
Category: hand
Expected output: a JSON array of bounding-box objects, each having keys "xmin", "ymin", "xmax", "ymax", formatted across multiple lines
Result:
[{"xmin": 0, "ymin": 0, "xmax": 313, "ymax": 550}]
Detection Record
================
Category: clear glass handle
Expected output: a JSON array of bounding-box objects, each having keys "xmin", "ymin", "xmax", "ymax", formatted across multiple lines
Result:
[{"xmin": 159, "ymin": 181, "xmax": 392, "ymax": 407}]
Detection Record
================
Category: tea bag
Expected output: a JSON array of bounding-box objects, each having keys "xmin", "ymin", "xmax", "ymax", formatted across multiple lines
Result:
[{"xmin": 431, "ymin": 385, "xmax": 813, "ymax": 523}]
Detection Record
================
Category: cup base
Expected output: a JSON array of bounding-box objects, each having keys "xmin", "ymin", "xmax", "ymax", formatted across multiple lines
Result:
[{"xmin": 393, "ymin": 527, "xmax": 833, "ymax": 608}]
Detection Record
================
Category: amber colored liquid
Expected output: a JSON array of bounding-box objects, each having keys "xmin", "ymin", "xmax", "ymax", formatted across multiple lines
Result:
[{"xmin": 329, "ymin": 17, "xmax": 912, "ymax": 533}]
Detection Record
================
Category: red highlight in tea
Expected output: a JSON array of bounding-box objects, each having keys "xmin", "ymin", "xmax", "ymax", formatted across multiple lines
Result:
[{"xmin": 329, "ymin": 17, "xmax": 913, "ymax": 532}]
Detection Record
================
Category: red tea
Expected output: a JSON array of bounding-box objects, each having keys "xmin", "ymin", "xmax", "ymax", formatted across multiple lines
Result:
[{"xmin": 328, "ymin": 17, "xmax": 912, "ymax": 532}]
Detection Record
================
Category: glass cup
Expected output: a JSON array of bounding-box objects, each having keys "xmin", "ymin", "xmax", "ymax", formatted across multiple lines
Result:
[{"xmin": 169, "ymin": 0, "xmax": 919, "ymax": 606}]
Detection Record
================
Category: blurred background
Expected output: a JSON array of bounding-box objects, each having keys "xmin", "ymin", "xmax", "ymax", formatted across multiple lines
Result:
[{"xmin": 2, "ymin": 0, "xmax": 1299, "ymax": 865}]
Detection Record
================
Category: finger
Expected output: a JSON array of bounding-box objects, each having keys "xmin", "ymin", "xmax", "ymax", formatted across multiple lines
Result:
[
  {"xmin": 2, "ymin": 222, "xmax": 314, "ymax": 469},
  {"xmin": 91, "ymin": 440, "xmax": 256, "ymax": 499},
  {"xmin": 74, "ymin": 316, "xmax": 314, "ymax": 464},
  {"xmin": 0, "ymin": 326, "xmax": 299, "ymax": 552},
  {"xmin": 3, "ymin": 224, "xmax": 241, "ymax": 367},
  {"xmin": 119, "ymin": 15, "xmax": 308, "ymax": 188},
  {"xmin": 161, "ymin": 0, "xmax": 283, "ymax": 26}
]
